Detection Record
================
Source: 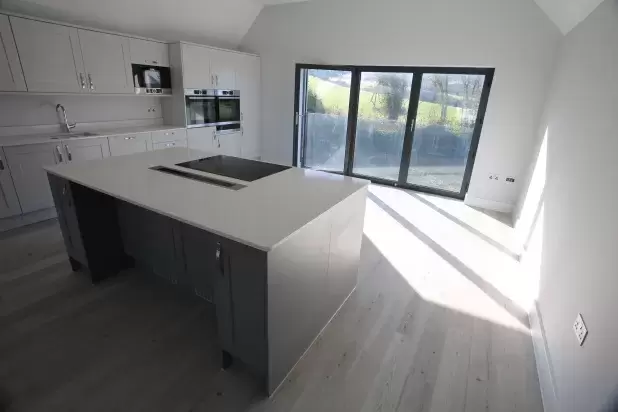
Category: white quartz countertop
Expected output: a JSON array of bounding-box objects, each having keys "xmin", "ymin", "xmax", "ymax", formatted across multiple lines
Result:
[
  {"xmin": 45, "ymin": 148, "xmax": 369, "ymax": 251},
  {"xmin": 0, "ymin": 125, "xmax": 184, "ymax": 147}
]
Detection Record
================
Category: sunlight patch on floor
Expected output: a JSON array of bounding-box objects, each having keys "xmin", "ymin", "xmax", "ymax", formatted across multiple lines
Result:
[
  {"xmin": 368, "ymin": 185, "xmax": 536, "ymax": 313},
  {"xmin": 364, "ymin": 197, "xmax": 529, "ymax": 333}
]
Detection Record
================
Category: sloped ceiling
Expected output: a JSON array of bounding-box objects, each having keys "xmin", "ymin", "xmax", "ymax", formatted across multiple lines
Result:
[
  {"xmin": 534, "ymin": 0, "xmax": 605, "ymax": 34},
  {"xmin": 0, "ymin": 0, "xmax": 308, "ymax": 48}
]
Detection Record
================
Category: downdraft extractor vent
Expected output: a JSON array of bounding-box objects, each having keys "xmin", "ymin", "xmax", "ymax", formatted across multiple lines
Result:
[{"xmin": 150, "ymin": 166, "xmax": 246, "ymax": 190}]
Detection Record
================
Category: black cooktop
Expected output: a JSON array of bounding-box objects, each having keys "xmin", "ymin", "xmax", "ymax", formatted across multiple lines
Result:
[{"xmin": 175, "ymin": 155, "xmax": 291, "ymax": 182}]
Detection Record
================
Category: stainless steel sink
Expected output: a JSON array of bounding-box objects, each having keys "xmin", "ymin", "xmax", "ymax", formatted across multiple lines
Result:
[{"xmin": 50, "ymin": 132, "xmax": 99, "ymax": 139}]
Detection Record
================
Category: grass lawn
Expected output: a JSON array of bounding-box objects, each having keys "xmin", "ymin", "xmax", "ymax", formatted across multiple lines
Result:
[{"xmin": 308, "ymin": 76, "xmax": 462, "ymax": 126}]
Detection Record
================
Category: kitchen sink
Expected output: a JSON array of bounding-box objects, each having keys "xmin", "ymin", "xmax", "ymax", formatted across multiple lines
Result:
[{"xmin": 50, "ymin": 132, "xmax": 99, "ymax": 139}]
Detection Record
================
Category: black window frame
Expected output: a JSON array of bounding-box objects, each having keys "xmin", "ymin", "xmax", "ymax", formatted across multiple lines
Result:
[{"xmin": 293, "ymin": 64, "xmax": 494, "ymax": 200}]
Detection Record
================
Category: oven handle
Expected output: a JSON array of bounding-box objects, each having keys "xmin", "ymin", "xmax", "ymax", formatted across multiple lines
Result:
[
  {"xmin": 219, "ymin": 96, "xmax": 240, "ymax": 100},
  {"xmin": 186, "ymin": 96, "xmax": 216, "ymax": 100}
]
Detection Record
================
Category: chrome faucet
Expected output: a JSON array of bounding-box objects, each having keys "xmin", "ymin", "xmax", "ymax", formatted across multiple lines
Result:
[{"xmin": 56, "ymin": 104, "xmax": 76, "ymax": 133}]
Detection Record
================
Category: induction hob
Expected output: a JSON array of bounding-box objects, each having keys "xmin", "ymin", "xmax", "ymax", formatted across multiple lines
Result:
[{"xmin": 175, "ymin": 155, "xmax": 291, "ymax": 182}]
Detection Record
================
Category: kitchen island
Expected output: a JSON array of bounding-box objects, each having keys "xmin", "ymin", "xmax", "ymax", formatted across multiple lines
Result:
[{"xmin": 44, "ymin": 148, "xmax": 368, "ymax": 395}]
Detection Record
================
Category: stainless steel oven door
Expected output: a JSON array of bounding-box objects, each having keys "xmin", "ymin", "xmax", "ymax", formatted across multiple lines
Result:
[
  {"xmin": 216, "ymin": 96, "xmax": 241, "ymax": 124},
  {"xmin": 185, "ymin": 96, "xmax": 217, "ymax": 128}
]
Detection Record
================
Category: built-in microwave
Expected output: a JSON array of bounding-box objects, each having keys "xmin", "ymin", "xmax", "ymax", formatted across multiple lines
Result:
[
  {"xmin": 184, "ymin": 89, "xmax": 241, "ymax": 133},
  {"xmin": 132, "ymin": 64, "xmax": 171, "ymax": 95}
]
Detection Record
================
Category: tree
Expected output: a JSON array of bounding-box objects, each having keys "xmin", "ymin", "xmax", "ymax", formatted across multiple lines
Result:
[
  {"xmin": 371, "ymin": 74, "xmax": 410, "ymax": 121},
  {"xmin": 307, "ymin": 87, "xmax": 325, "ymax": 114},
  {"xmin": 461, "ymin": 75, "xmax": 482, "ymax": 127},
  {"xmin": 430, "ymin": 74, "xmax": 449, "ymax": 124}
]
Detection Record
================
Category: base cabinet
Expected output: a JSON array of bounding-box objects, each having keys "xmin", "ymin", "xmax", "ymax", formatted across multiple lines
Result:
[
  {"xmin": 0, "ymin": 148, "xmax": 22, "ymax": 218},
  {"xmin": 5, "ymin": 143, "xmax": 61, "ymax": 214}
]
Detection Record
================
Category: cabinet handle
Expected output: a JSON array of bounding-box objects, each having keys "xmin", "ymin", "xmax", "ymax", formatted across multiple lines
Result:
[
  {"xmin": 215, "ymin": 74, "xmax": 219, "ymax": 86},
  {"xmin": 88, "ymin": 73, "xmax": 95, "ymax": 90},
  {"xmin": 211, "ymin": 75, "xmax": 215, "ymax": 86},
  {"xmin": 215, "ymin": 242, "xmax": 224, "ymax": 275},
  {"xmin": 0, "ymin": 155, "xmax": 4, "ymax": 171},
  {"xmin": 62, "ymin": 185, "xmax": 66, "ymax": 196},
  {"xmin": 241, "ymin": 126, "xmax": 243, "ymax": 136},
  {"xmin": 56, "ymin": 145, "xmax": 64, "ymax": 163},
  {"xmin": 65, "ymin": 145, "xmax": 72, "ymax": 162},
  {"xmin": 124, "ymin": 136, "xmax": 136, "ymax": 140},
  {"xmin": 79, "ymin": 73, "xmax": 86, "ymax": 89},
  {"xmin": 152, "ymin": 60, "xmax": 158, "ymax": 65}
]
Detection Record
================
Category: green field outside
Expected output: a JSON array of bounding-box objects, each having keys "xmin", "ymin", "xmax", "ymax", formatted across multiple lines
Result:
[{"xmin": 308, "ymin": 76, "xmax": 462, "ymax": 127}]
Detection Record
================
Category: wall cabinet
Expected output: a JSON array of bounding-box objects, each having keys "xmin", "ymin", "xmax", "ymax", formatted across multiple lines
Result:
[
  {"xmin": 187, "ymin": 127, "xmax": 215, "ymax": 152},
  {"xmin": 0, "ymin": 148, "xmax": 22, "ymax": 218},
  {"xmin": 236, "ymin": 54, "xmax": 261, "ymax": 159},
  {"xmin": 10, "ymin": 17, "xmax": 84, "ymax": 93},
  {"xmin": 129, "ymin": 38, "xmax": 169, "ymax": 67},
  {"xmin": 10, "ymin": 17, "xmax": 132, "ymax": 94},
  {"xmin": 0, "ymin": 15, "xmax": 26, "ymax": 92},
  {"xmin": 63, "ymin": 137, "xmax": 111, "ymax": 162},
  {"xmin": 4, "ymin": 142, "xmax": 61, "ymax": 213},
  {"xmin": 108, "ymin": 132, "xmax": 151, "ymax": 156},
  {"xmin": 181, "ymin": 44, "xmax": 214, "ymax": 89},
  {"xmin": 210, "ymin": 49, "xmax": 236, "ymax": 89},
  {"xmin": 77, "ymin": 29, "xmax": 133, "ymax": 94}
]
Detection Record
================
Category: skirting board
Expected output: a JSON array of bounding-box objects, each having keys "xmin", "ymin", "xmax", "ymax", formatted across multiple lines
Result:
[
  {"xmin": 464, "ymin": 195, "xmax": 514, "ymax": 213},
  {"xmin": 529, "ymin": 300, "xmax": 558, "ymax": 412}
]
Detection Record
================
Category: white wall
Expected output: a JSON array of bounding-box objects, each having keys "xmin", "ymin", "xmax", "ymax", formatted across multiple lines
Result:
[
  {"xmin": 519, "ymin": 1, "xmax": 618, "ymax": 410},
  {"xmin": 0, "ymin": 95, "xmax": 162, "ymax": 135},
  {"xmin": 240, "ymin": 0, "xmax": 562, "ymax": 206}
]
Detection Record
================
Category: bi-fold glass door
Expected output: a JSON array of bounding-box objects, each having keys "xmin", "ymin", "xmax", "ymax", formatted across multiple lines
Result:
[{"xmin": 294, "ymin": 65, "xmax": 494, "ymax": 199}]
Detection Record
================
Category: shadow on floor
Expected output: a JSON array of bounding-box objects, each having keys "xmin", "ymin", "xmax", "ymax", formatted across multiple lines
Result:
[{"xmin": 368, "ymin": 192, "xmax": 529, "ymax": 327}]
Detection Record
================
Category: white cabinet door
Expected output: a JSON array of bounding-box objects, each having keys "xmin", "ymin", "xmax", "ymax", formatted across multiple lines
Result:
[
  {"xmin": 129, "ymin": 38, "xmax": 169, "ymax": 67},
  {"xmin": 153, "ymin": 139, "xmax": 187, "ymax": 150},
  {"xmin": 210, "ymin": 49, "xmax": 236, "ymax": 89},
  {"xmin": 78, "ymin": 30, "xmax": 132, "ymax": 94},
  {"xmin": 0, "ymin": 147, "xmax": 22, "ymax": 218},
  {"xmin": 151, "ymin": 128, "xmax": 186, "ymax": 144},
  {"xmin": 64, "ymin": 137, "xmax": 110, "ymax": 162},
  {"xmin": 108, "ymin": 132, "xmax": 151, "ymax": 156},
  {"xmin": 181, "ymin": 44, "xmax": 213, "ymax": 89},
  {"xmin": 0, "ymin": 15, "xmax": 26, "ymax": 92},
  {"xmin": 216, "ymin": 132, "xmax": 241, "ymax": 156},
  {"xmin": 236, "ymin": 54, "xmax": 260, "ymax": 159},
  {"xmin": 187, "ymin": 127, "xmax": 215, "ymax": 153},
  {"xmin": 4, "ymin": 143, "xmax": 62, "ymax": 214},
  {"xmin": 10, "ymin": 17, "xmax": 85, "ymax": 93}
]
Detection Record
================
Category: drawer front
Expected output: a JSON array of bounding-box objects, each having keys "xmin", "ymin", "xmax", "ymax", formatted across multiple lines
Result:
[
  {"xmin": 151, "ymin": 129, "xmax": 186, "ymax": 144},
  {"xmin": 108, "ymin": 132, "xmax": 151, "ymax": 156},
  {"xmin": 153, "ymin": 139, "xmax": 188, "ymax": 151}
]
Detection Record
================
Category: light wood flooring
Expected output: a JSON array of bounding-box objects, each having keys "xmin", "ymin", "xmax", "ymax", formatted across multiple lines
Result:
[{"xmin": 0, "ymin": 189, "xmax": 543, "ymax": 412}]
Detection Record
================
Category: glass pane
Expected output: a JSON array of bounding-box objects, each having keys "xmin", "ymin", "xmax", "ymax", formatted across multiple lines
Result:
[
  {"xmin": 407, "ymin": 73, "xmax": 485, "ymax": 193},
  {"xmin": 302, "ymin": 69, "xmax": 351, "ymax": 172},
  {"xmin": 352, "ymin": 72, "xmax": 413, "ymax": 181}
]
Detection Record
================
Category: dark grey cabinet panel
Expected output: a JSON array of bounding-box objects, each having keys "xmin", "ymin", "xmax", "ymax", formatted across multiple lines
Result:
[
  {"xmin": 116, "ymin": 201, "xmax": 184, "ymax": 283},
  {"xmin": 181, "ymin": 224, "xmax": 218, "ymax": 301},
  {"xmin": 48, "ymin": 174, "xmax": 86, "ymax": 262}
]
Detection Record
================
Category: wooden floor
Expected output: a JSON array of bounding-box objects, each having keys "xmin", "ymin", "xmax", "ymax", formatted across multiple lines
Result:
[{"xmin": 0, "ymin": 189, "xmax": 543, "ymax": 412}]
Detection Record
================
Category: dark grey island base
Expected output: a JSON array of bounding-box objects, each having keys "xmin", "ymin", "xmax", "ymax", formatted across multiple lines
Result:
[{"xmin": 47, "ymin": 172, "xmax": 367, "ymax": 395}]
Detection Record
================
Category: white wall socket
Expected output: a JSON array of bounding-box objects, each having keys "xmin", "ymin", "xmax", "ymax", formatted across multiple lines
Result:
[{"xmin": 573, "ymin": 313, "xmax": 588, "ymax": 346}]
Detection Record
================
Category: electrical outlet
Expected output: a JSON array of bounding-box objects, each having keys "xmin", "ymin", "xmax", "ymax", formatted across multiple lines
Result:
[
  {"xmin": 506, "ymin": 177, "xmax": 515, "ymax": 183},
  {"xmin": 573, "ymin": 313, "xmax": 588, "ymax": 346},
  {"xmin": 489, "ymin": 174, "xmax": 500, "ymax": 180}
]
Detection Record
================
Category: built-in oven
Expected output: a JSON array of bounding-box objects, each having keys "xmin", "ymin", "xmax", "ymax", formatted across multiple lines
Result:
[
  {"xmin": 214, "ymin": 90, "xmax": 241, "ymax": 134},
  {"xmin": 184, "ymin": 89, "xmax": 240, "ymax": 132}
]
